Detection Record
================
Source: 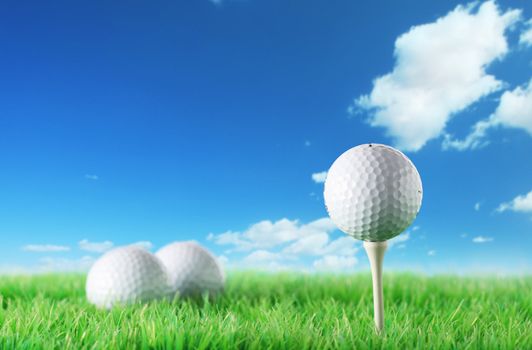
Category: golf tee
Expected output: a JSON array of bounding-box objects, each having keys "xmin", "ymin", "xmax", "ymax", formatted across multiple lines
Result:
[{"xmin": 363, "ymin": 240, "xmax": 388, "ymax": 333}]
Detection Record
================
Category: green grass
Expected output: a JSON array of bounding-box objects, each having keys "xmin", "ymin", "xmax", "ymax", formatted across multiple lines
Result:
[{"xmin": 0, "ymin": 273, "xmax": 530, "ymax": 349}]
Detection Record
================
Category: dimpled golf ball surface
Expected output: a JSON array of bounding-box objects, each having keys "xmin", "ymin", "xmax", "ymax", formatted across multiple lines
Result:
[
  {"xmin": 156, "ymin": 241, "xmax": 225, "ymax": 297},
  {"xmin": 86, "ymin": 246, "xmax": 170, "ymax": 309},
  {"xmin": 324, "ymin": 144, "xmax": 422, "ymax": 242}
]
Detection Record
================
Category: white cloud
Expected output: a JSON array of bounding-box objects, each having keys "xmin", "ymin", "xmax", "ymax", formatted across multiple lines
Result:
[
  {"xmin": 1, "ymin": 256, "xmax": 95, "ymax": 275},
  {"xmin": 474, "ymin": 202, "xmax": 481, "ymax": 211},
  {"xmin": 85, "ymin": 174, "xmax": 99, "ymax": 181},
  {"xmin": 427, "ymin": 250, "xmax": 437, "ymax": 256},
  {"xmin": 78, "ymin": 239, "xmax": 114, "ymax": 253},
  {"xmin": 444, "ymin": 79, "xmax": 532, "ymax": 150},
  {"xmin": 388, "ymin": 232, "xmax": 410, "ymax": 249},
  {"xmin": 496, "ymin": 190, "xmax": 532, "ymax": 213},
  {"xmin": 206, "ymin": 231, "xmax": 245, "ymax": 247},
  {"xmin": 492, "ymin": 80, "xmax": 532, "ymax": 133},
  {"xmin": 520, "ymin": 19, "xmax": 532, "ymax": 46},
  {"xmin": 313, "ymin": 255, "xmax": 358, "ymax": 271},
  {"xmin": 321, "ymin": 236, "xmax": 360, "ymax": 256},
  {"xmin": 472, "ymin": 236, "xmax": 494, "ymax": 243},
  {"xmin": 217, "ymin": 255, "xmax": 229, "ymax": 266},
  {"xmin": 283, "ymin": 233, "xmax": 329, "ymax": 255},
  {"xmin": 281, "ymin": 234, "xmax": 360, "ymax": 257},
  {"xmin": 38, "ymin": 256, "xmax": 95, "ymax": 272},
  {"xmin": 0, "ymin": 265, "xmax": 32, "ymax": 275},
  {"xmin": 22, "ymin": 244, "xmax": 70, "ymax": 252},
  {"xmin": 209, "ymin": 217, "xmax": 365, "ymax": 271},
  {"xmin": 354, "ymin": 1, "xmax": 521, "ymax": 151},
  {"xmin": 208, "ymin": 217, "xmax": 337, "ymax": 252},
  {"xmin": 230, "ymin": 251, "xmax": 298, "ymax": 272},
  {"xmin": 311, "ymin": 171, "xmax": 327, "ymax": 184},
  {"xmin": 243, "ymin": 250, "xmax": 282, "ymax": 263}
]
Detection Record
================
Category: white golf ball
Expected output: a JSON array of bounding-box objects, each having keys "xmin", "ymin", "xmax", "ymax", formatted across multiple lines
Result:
[
  {"xmin": 86, "ymin": 246, "xmax": 171, "ymax": 309},
  {"xmin": 156, "ymin": 241, "xmax": 225, "ymax": 297},
  {"xmin": 324, "ymin": 143, "xmax": 422, "ymax": 241}
]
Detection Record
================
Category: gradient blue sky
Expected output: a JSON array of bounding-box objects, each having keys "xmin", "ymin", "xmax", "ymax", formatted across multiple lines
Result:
[{"xmin": 0, "ymin": 0, "xmax": 531, "ymax": 274}]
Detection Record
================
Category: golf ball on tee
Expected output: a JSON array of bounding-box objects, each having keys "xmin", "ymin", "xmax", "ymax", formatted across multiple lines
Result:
[
  {"xmin": 86, "ymin": 246, "xmax": 171, "ymax": 309},
  {"xmin": 324, "ymin": 143, "xmax": 422, "ymax": 241},
  {"xmin": 156, "ymin": 241, "xmax": 225, "ymax": 297}
]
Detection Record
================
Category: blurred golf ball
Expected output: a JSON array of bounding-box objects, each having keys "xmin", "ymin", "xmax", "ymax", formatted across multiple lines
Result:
[
  {"xmin": 324, "ymin": 143, "xmax": 422, "ymax": 242},
  {"xmin": 86, "ymin": 246, "xmax": 171, "ymax": 309},
  {"xmin": 156, "ymin": 241, "xmax": 225, "ymax": 297}
]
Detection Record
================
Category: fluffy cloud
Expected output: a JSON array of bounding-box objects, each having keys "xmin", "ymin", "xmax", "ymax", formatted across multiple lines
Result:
[
  {"xmin": 243, "ymin": 250, "xmax": 282, "ymax": 263},
  {"xmin": 217, "ymin": 255, "xmax": 229, "ymax": 266},
  {"xmin": 0, "ymin": 265, "xmax": 32, "ymax": 275},
  {"xmin": 38, "ymin": 256, "xmax": 95, "ymax": 272},
  {"xmin": 496, "ymin": 190, "xmax": 532, "ymax": 213},
  {"xmin": 492, "ymin": 80, "xmax": 532, "ymax": 133},
  {"xmin": 22, "ymin": 244, "xmax": 70, "ymax": 252},
  {"xmin": 1, "ymin": 256, "xmax": 95, "ymax": 275},
  {"xmin": 388, "ymin": 232, "xmax": 410, "ymax": 249},
  {"xmin": 520, "ymin": 19, "xmax": 532, "ymax": 46},
  {"xmin": 313, "ymin": 255, "xmax": 358, "ymax": 271},
  {"xmin": 283, "ymin": 233, "xmax": 329, "ymax": 255},
  {"xmin": 354, "ymin": 1, "xmax": 521, "ymax": 151},
  {"xmin": 78, "ymin": 239, "xmax": 114, "ymax": 253},
  {"xmin": 207, "ymin": 217, "xmax": 337, "ymax": 252},
  {"xmin": 283, "ymin": 235, "xmax": 360, "ymax": 257},
  {"xmin": 311, "ymin": 171, "xmax": 327, "ymax": 184},
  {"xmin": 444, "ymin": 79, "xmax": 532, "ymax": 150},
  {"xmin": 209, "ymin": 217, "xmax": 365, "ymax": 271},
  {"xmin": 320, "ymin": 236, "xmax": 360, "ymax": 256},
  {"xmin": 472, "ymin": 236, "xmax": 494, "ymax": 243}
]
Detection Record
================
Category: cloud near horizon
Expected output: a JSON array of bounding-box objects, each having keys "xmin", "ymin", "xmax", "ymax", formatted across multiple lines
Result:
[
  {"xmin": 208, "ymin": 217, "xmax": 361, "ymax": 270},
  {"xmin": 22, "ymin": 244, "xmax": 70, "ymax": 252},
  {"xmin": 207, "ymin": 217, "xmax": 338, "ymax": 252},
  {"xmin": 313, "ymin": 255, "xmax": 358, "ymax": 271},
  {"xmin": 9, "ymin": 239, "xmax": 155, "ymax": 274},
  {"xmin": 209, "ymin": 217, "xmax": 415, "ymax": 271}
]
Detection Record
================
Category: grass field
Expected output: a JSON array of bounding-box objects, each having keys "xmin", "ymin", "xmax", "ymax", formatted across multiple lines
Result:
[{"xmin": 0, "ymin": 273, "xmax": 530, "ymax": 349}]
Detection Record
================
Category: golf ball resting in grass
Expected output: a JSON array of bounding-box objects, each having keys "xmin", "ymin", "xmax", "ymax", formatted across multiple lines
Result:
[
  {"xmin": 86, "ymin": 246, "xmax": 171, "ymax": 309},
  {"xmin": 156, "ymin": 241, "xmax": 225, "ymax": 297},
  {"xmin": 85, "ymin": 241, "xmax": 225, "ymax": 309},
  {"xmin": 324, "ymin": 143, "xmax": 422, "ymax": 332}
]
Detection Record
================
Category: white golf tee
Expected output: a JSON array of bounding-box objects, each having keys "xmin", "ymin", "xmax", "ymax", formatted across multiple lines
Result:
[{"xmin": 363, "ymin": 240, "xmax": 388, "ymax": 333}]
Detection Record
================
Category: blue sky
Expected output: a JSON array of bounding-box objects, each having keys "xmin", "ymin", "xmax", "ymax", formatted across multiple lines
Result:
[{"xmin": 0, "ymin": 0, "xmax": 531, "ymax": 275}]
